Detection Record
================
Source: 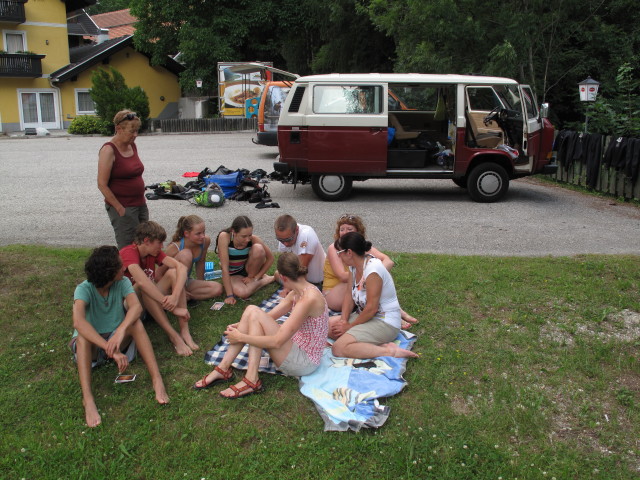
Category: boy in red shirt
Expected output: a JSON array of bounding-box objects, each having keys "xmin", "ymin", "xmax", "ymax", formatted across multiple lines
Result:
[{"xmin": 120, "ymin": 221, "xmax": 197, "ymax": 356}]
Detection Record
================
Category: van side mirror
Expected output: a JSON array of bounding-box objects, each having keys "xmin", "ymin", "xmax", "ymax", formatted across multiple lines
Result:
[{"xmin": 540, "ymin": 103, "xmax": 549, "ymax": 118}]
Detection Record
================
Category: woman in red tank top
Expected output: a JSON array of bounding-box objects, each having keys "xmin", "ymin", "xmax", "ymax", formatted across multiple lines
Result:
[{"xmin": 97, "ymin": 110, "xmax": 148, "ymax": 248}]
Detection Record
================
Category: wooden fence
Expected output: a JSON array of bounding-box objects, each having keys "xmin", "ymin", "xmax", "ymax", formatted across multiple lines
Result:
[
  {"xmin": 548, "ymin": 133, "xmax": 640, "ymax": 201},
  {"xmin": 148, "ymin": 117, "xmax": 256, "ymax": 133}
]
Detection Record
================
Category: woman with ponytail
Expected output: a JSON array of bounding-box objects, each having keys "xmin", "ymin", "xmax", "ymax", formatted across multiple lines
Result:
[{"xmin": 193, "ymin": 253, "xmax": 329, "ymax": 398}]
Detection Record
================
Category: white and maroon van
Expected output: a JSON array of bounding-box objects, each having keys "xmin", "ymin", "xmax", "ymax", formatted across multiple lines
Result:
[{"xmin": 273, "ymin": 73, "xmax": 557, "ymax": 202}]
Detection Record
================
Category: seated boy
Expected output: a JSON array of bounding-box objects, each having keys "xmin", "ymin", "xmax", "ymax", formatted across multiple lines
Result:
[
  {"xmin": 71, "ymin": 246, "xmax": 169, "ymax": 428},
  {"xmin": 120, "ymin": 220, "xmax": 197, "ymax": 356}
]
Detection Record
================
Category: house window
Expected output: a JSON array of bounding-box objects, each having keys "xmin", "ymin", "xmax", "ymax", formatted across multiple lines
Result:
[
  {"xmin": 3, "ymin": 30, "xmax": 26, "ymax": 53},
  {"xmin": 75, "ymin": 89, "xmax": 96, "ymax": 115}
]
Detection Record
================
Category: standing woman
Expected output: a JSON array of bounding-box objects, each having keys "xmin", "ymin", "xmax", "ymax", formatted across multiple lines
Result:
[
  {"xmin": 97, "ymin": 110, "xmax": 147, "ymax": 249},
  {"xmin": 215, "ymin": 215, "xmax": 275, "ymax": 305},
  {"xmin": 156, "ymin": 215, "xmax": 223, "ymax": 300},
  {"xmin": 330, "ymin": 232, "xmax": 418, "ymax": 359}
]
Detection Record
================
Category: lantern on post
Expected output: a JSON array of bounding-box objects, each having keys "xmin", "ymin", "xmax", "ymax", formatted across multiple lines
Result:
[
  {"xmin": 578, "ymin": 76, "xmax": 600, "ymax": 133},
  {"xmin": 196, "ymin": 79, "xmax": 203, "ymax": 89}
]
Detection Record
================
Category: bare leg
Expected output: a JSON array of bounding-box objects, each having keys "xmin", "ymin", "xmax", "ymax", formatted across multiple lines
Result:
[
  {"xmin": 332, "ymin": 333, "xmax": 418, "ymax": 359},
  {"xmin": 186, "ymin": 279, "xmax": 223, "ymax": 300},
  {"xmin": 128, "ymin": 319, "xmax": 169, "ymax": 404},
  {"xmin": 324, "ymin": 283, "xmax": 348, "ymax": 311},
  {"xmin": 75, "ymin": 336, "xmax": 101, "ymax": 427},
  {"xmin": 156, "ymin": 271, "xmax": 199, "ymax": 352},
  {"xmin": 220, "ymin": 306, "xmax": 281, "ymax": 398},
  {"xmin": 140, "ymin": 291, "xmax": 192, "ymax": 356}
]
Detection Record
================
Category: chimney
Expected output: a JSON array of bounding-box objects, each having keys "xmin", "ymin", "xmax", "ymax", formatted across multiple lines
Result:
[{"xmin": 97, "ymin": 29, "xmax": 110, "ymax": 44}]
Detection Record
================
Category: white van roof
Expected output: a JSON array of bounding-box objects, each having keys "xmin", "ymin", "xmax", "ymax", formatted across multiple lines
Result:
[{"xmin": 294, "ymin": 73, "xmax": 519, "ymax": 86}]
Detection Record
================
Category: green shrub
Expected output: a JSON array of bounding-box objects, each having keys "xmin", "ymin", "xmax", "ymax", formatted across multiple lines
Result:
[
  {"xmin": 90, "ymin": 67, "xmax": 150, "ymax": 134},
  {"xmin": 67, "ymin": 115, "xmax": 110, "ymax": 135}
]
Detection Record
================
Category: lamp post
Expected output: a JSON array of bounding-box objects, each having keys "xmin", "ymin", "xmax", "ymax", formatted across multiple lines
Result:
[{"xmin": 578, "ymin": 76, "xmax": 600, "ymax": 133}]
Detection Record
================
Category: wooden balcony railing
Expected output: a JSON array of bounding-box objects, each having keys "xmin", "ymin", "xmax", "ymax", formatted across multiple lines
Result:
[
  {"xmin": 0, "ymin": 53, "xmax": 45, "ymax": 78},
  {"xmin": 0, "ymin": 0, "xmax": 27, "ymax": 24}
]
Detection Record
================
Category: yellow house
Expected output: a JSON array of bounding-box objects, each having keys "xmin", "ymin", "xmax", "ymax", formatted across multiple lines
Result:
[{"xmin": 0, "ymin": 0, "xmax": 183, "ymax": 134}]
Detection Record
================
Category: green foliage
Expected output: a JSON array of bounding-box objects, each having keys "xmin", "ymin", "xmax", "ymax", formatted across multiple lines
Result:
[
  {"xmin": 67, "ymin": 115, "xmax": 110, "ymax": 135},
  {"xmin": 85, "ymin": 0, "xmax": 131, "ymax": 15},
  {"xmin": 585, "ymin": 61, "xmax": 640, "ymax": 137},
  {"xmin": 90, "ymin": 67, "xmax": 150, "ymax": 133}
]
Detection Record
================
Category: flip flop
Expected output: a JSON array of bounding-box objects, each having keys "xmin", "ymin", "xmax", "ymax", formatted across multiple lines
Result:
[{"xmin": 193, "ymin": 365, "xmax": 233, "ymax": 390}]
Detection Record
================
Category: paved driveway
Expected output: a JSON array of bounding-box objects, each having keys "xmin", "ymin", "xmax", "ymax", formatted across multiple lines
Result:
[{"xmin": 1, "ymin": 132, "xmax": 639, "ymax": 256}]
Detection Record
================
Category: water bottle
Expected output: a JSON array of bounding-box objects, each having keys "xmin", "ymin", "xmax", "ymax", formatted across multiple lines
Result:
[{"xmin": 204, "ymin": 261, "xmax": 222, "ymax": 280}]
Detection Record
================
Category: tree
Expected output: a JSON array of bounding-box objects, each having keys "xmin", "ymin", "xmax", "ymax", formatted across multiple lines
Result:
[
  {"xmin": 85, "ymin": 0, "xmax": 132, "ymax": 15},
  {"xmin": 90, "ymin": 67, "xmax": 150, "ymax": 133}
]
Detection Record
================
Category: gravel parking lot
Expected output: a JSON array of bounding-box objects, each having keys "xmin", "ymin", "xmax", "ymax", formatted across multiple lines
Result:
[{"xmin": 1, "ymin": 132, "xmax": 639, "ymax": 256}]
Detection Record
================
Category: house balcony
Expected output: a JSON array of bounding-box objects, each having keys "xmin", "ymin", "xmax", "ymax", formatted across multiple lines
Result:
[
  {"xmin": 0, "ymin": 53, "xmax": 45, "ymax": 77},
  {"xmin": 0, "ymin": 0, "xmax": 27, "ymax": 24}
]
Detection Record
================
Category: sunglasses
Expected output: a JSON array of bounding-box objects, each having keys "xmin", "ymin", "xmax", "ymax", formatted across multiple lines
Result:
[
  {"xmin": 276, "ymin": 229, "xmax": 297, "ymax": 244},
  {"xmin": 336, "ymin": 249, "xmax": 347, "ymax": 255},
  {"xmin": 116, "ymin": 112, "xmax": 138, "ymax": 125},
  {"xmin": 339, "ymin": 214, "xmax": 357, "ymax": 221}
]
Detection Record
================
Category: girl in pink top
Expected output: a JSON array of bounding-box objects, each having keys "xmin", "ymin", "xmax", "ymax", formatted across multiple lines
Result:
[{"xmin": 194, "ymin": 252, "xmax": 329, "ymax": 398}]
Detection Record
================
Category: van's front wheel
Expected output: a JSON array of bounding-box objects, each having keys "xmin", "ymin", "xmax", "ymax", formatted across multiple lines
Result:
[
  {"xmin": 467, "ymin": 163, "xmax": 509, "ymax": 202},
  {"xmin": 311, "ymin": 175, "xmax": 352, "ymax": 201}
]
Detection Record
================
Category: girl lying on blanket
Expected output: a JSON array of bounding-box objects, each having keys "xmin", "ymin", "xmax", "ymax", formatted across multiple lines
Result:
[
  {"xmin": 322, "ymin": 214, "xmax": 417, "ymax": 329},
  {"xmin": 329, "ymin": 232, "xmax": 418, "ymax": 359},
  {"xmin": 193, "ymin": 252, "xmax": 328, "ymax": 398},
  {"xmin": 156, "ymin": 215, "xmax": 223, "ymax": 300}
]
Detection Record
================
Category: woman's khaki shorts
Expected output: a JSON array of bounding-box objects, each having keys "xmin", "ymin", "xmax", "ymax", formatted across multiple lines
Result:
[
  {"xmin": 277, "ymin": 343, "xmax": 319, "ymax": 377},
  {"xmin": 346, "ymin": 312, "xmax": 399, "ymax": 345}
]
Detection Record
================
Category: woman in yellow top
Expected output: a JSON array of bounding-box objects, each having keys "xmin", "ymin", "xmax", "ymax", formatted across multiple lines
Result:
[{"xmin": 322, "ymin": 214, "xmax": 417, "ymax": 329}]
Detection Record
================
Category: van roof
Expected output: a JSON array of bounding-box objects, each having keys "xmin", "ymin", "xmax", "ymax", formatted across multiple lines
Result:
[{"xmin": 294, "ymin": 73, "xmax": 519, "ymax": 86}]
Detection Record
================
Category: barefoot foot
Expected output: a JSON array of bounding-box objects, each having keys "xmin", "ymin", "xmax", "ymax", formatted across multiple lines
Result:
[
  {"xmin": 383, "ymin": 342, "xmax": 419, "ymax": 358},
  {"xmin": 83, "ymin": 399, "xmax": 102, "ymax": 428},
  {"xmin": 171, "ymin": 336, "xmax": 193, "ymax": 356},
  {"xmin": 400, "ymin": 309, "xmax": 418, "ymax": 325},
  {"xmin": 155, "ymin": 385, "xmax": 170, "ymax": 405},
  {"xmin": 181, "ymin": 331, "xmax": 199, "ymax": 352}
]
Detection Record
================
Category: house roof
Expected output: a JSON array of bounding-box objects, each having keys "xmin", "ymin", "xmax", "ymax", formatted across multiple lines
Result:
[
  {"xmin": 67, "ymin": 10, "xmax": 102, "ymax": 36},
  {"xmin": 91, "ymin": 9, "xmax": 136, "ymax": 39},
  {"xmin": 50, "ymin": 35, "xmax": 184, "ymax": 83}
]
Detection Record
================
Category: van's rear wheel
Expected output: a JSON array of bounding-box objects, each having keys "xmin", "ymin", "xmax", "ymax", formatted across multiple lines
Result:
[
  {"xmin": 311, "ymin": 175, "xmax": 352, "ymax": 201},
  {"xmin": 467, "ymin": 163, "xmax": 509, "ymax": 202}
]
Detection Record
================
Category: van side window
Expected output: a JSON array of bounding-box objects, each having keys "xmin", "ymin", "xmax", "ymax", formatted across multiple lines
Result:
[
  {"xmin": 467, "ymin": 87, "xmax": 501, "ymax": 111},
  {"xmin": 313, "ymin": 85, "xmax": 383, "ymax": 114},
  {"xmin": 288, "ymin": 86, "xmax": 306, "ymax": 112}
]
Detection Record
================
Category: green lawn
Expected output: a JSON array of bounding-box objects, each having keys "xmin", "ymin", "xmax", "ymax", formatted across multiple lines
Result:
[{"xmin": 1, "ymin": 246, "xmax": 638, "ymax": 479}]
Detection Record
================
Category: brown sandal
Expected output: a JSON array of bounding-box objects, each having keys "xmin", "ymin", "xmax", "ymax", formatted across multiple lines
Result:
[
  {"xmin": 220, "ymin": 376, "xmax": 264, "ymax": 399},
  {"xmin": 193, "ymin": 365, "xmax": 233, "ymax": 390}
]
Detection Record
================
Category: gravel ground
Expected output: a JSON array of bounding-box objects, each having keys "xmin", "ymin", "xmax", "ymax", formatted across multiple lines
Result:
[{"xmin": 1, "ymin": 131, "xmax": 639, "ymax": 256}]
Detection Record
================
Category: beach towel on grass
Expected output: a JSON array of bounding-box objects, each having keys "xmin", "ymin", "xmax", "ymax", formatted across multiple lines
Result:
[{"xmin": 204, "ymin": 291, "xmax": 417, "ymax": 431}]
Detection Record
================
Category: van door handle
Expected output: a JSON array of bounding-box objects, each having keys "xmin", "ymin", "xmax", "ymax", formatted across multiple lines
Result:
[{"xmin": 370, "ymin": 127, "xmax": 383, "ymax": 133}]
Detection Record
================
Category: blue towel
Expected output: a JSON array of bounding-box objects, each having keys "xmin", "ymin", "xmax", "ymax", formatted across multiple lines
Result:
[
  {"xmin": 204, "ymin": 291, "xmax": 417, "ymax": 430},
  {"xmin": 299, "ymin": 330, "xmax": 416, "ymax": 431}
]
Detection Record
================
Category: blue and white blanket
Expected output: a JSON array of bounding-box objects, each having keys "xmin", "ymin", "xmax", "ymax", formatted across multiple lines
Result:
[{"xmin": 204, "ymin": 292, "xmax": 417, "ymax": 431}]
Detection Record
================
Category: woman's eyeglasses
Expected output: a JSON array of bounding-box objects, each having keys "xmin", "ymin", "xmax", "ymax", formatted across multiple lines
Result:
[
  {"xmin": 116, "ymin": 112, "xmax": 137, "ymax": 125},
  {"xmin": 339, "ymin": 214, "xmax": 357, "ymax": 221},
  {"xmin": 336, "ymin": 249, "xmax": 346, "ymax": 255}
]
